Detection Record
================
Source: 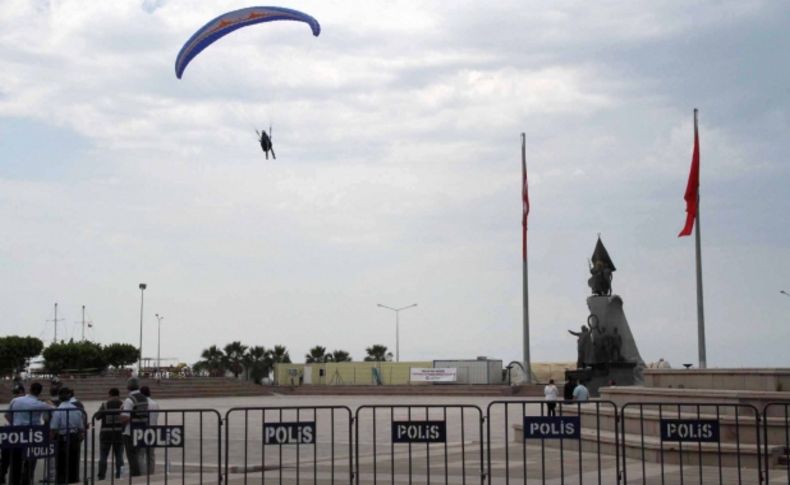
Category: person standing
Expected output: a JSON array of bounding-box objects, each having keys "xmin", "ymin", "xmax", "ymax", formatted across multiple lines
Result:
[
  {"xmin": 572, "ymin": 381, "xmax": 590, "ymax": 402},
  {"xmin": 49, "ymin": 387, "xmax": 85, "ymax": 484},
  {"xmin": 119, "ymin": 378, "xmax": 148, "ymax": 477},
  {"xmin": 543, "ymin": 379, "xmax": 559, "ymax": 416},
  {"xmin": 92, "ymin": 388, "xmax": 125, "ymax": 480},
  {"xmin": 139, "ymin": 386, "xmax": 159, "ymax": 474},
  {"xmin": 5, "ymin": 382, "xmax": 52, "ymax": 485},
  {"xmin": 0, "ymin": 385, "xmax": 25, "ymax": 485}
]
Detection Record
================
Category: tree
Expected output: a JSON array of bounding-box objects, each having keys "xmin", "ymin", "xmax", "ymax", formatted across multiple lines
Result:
[
  {"xmin": 224, "ymin": 341, "xmax": 248, "ymax": 378},
  {"xmin": 330, "ymin": 350, "xmax": 352, "ymax": 362},
  {"xmin": 0, "ymin": 336, "xmax": 44, "ymax": 376},
  {"xmin": 305, "ymin": 345, "xmax": 329, "ymax": 363},
  {"xmin": 270, "ymin": 345, "xmax": 291, "ymax": 364},
  {"xmin": 364, "ymin": 345, "xmax": 389, "ymax": 362},
  {"xmin": 195, "ymin": 345, "xmax": 225, "ymax": 377},
  {"xmin": 43, "ymin": 340, "xmax": 107, "ymax": 374},
  {"xmin": 245, "ymin": 346, "xmax": 272, "ymax": 384},
  {"xmin": 103, "ymin": 343, "xmax": 139, "ymax": 369}
]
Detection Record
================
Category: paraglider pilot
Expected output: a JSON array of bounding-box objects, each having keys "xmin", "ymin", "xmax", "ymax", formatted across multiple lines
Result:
[{"xmin": 257, "ymin": 128, "xmax": 276, "ymax": 160}]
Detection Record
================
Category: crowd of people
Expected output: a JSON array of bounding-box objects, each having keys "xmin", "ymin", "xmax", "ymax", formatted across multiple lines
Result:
[{"xmin": 1, "ymin": 377, "xmax": 160, "ymax": 484}]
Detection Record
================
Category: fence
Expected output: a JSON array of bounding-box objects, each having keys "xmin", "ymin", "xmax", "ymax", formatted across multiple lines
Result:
[
  {"xmin": 1, "ymin": 408, "xmax": 88, "ymax": 485},
  {"xmin": 486, "ymin": 400, "xmax": 620, "ymax": 484},
  {"xmin": 4, "ymin": 401, "xmax": 790, "ymax": 484},
  {"xmin": 619, "ymin": 402, "xmax": 762, "ymax": 485},
  {"xmin": 88, "ymin": 408, "xmax": 221, "ymax": 485},
  {"xmin": 355, "ymin": 404, "xmax": 484, "ymax": 484},
  {"xmin": 225, "ymin": 406, "xmax": 353, "ymax": 484}
]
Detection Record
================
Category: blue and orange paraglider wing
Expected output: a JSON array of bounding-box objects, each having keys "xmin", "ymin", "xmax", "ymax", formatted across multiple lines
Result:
[{"xmin": 175, "ymin": 6, "xmax": 320, "ymax": 79}]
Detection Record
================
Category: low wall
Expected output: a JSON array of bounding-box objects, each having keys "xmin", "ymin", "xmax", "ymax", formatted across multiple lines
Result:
[{"xmin": 644, "ymin": 368, "xmax": 790, "ymax": 392}]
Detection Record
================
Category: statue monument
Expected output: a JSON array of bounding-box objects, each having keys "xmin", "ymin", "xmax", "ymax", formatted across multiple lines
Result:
[{"xmin": 567, "ymin": 236, "xmax": 645, "ymax": 395}]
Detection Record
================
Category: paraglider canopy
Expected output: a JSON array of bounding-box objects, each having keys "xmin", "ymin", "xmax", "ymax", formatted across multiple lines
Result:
[{"xmin": 175, "ymin": 6, "xmax": 320, "ymax": 79}]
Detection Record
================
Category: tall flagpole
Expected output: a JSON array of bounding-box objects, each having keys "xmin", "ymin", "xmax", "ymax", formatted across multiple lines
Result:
[
  {"xmin": 694, "ymin": 109, "xmax": 707, "ymax": 369},
  {"xmin": 521, "ymin": 133, "xmax": 532, "ymax": 383}
]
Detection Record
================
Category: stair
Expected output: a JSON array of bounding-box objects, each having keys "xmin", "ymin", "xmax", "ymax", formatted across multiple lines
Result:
[{"xmin": 0, "ymin": 376, "xmax": 274, "ymax": 403}]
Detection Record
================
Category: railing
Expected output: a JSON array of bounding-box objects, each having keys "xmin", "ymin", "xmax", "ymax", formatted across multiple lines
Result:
[{"xmin": 3, "ymin": 400, "xmax": 790, "ymax": 484}]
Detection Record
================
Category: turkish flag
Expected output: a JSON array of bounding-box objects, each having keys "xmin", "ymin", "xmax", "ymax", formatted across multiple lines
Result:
[{"xmin": 678, "ymin": 113, "xmax": 700, "ymax": 237}]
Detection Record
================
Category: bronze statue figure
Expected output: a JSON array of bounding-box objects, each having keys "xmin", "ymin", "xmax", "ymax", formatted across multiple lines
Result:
[{"xmin": 588, "ymin": 236, "xmax": 616, "ymax": 296}]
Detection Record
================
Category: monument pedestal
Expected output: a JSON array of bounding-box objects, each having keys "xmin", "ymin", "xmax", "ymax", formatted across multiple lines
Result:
[{"xmin": 566, "ymin": 362, "xmax": 637, "ymax": 396}]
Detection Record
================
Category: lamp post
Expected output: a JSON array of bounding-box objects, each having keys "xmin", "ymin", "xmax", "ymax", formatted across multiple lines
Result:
[
  {"xmin": 781, "ymin": 290, "xmax": 790, "ymax": 299},
  {"xmin": 155, "ymin": 313, "xmax": 164, "ymax": 376},
  {"xmin": 138, "ymin": 283, "xmax": 147, "ymax": 374},
  {"xmin": 377, "ymin": 303, "xmax": 417, "ymax": 362}
]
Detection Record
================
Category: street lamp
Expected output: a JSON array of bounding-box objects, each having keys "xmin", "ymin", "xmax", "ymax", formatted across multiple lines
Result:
[
  {"xmin": 781, "ymin": 290, "xmax": 790, "ymax": 299},
  {"xmin": 138, "ymin": 283, "xmax": 147, "ymax": 374},
  {"xmin": 377, "ymin": 303, "xmax": 418, "ymax": 362},
  {"xmin": 155, "ymin": 313, "xmax": 164, "ymax": 376}
]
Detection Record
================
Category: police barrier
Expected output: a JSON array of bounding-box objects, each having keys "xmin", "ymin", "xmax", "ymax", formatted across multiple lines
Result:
[
  {"xmin": 355, "ymin": 404, "xmax": 484, "ymax": 484},
  {"xmin": 90, "ymin": 408, "xmax": 222, "ymax": 485},
  {"xmin": 224, "ymin": 406, "xmax": 353, "ymax": 484},
  {"xmin": 1, "ymin": 408, "xmax": 88, "ymax": 485},
  {"xmin": 762, "ymin": 402, "xmax": 790, "ymax": 483},
  {"xmin": 486, "ymin": 400, "xmax": 619, "ymax": 484},
  {"xmin": 620, "ymin": 402, "xmax": 761, "ymax": 485}
]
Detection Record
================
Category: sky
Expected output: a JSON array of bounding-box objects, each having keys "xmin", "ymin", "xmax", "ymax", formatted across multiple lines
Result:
[{"xmin": 1, "ymin": 1, "xmax": 789, "ymax": 369}]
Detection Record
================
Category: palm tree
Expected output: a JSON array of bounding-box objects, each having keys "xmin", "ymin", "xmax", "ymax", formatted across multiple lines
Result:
[
  {"xmin": 223, "ymin": 341, "xmax": 248, "ymax": 378},
  {"xmin": 331, "ymin": 350, "xmax": 352, "ymax": 362},
  {"xmin": 198, "ymin": 345, "xmax": 225, "ymax": 376},
  {"xmin": 245, "ymin": 346, "xmax": 271, "ymax": 383},
  {"xmin": 305, "ymin": 345, "xmax": 330, "ymax": 363},
  {"xmin": 270, "ymin": 345, "xmax": 291, "ymax": 364},
  {"xmin": 364, "ymin": 344, "xmax": 389, "ymax": 362}
]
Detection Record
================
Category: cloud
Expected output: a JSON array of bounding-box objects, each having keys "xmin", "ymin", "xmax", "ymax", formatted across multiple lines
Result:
[{"xmin": 0, "ymin": 0, "xmax": 788, "ymax": 367}]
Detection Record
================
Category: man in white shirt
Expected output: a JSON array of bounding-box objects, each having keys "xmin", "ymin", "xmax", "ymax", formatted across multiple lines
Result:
[
  {"xmin": 120, "ymin": 378, "xmax": 149, "ymax": 477},
  {"xmin": 543, "ymin": 379, "xmax": 559, "ymax": 416},
  {"xmin": 140, "ymin": 386, "xmax": 159, "ymax": 474}
]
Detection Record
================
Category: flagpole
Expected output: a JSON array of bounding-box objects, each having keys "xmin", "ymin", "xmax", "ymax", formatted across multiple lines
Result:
[
  {"xmin": 521, "ymin": 133, "xmax": 532, "ymax": 384},
  {"xmin": 694, "ymin": 109, "xmax": 707, "ymax": 368}
]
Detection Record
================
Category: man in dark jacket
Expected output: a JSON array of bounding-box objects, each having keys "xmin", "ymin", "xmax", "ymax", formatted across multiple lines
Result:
[{"xmin": 93, "ymin": 388, "xmax": 125, "ymax": 480}]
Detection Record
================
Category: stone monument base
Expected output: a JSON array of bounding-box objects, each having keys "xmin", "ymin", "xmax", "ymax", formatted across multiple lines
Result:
[{"xmin": 566, "ymin": 362, "xmax": 637, "ymax": 397}]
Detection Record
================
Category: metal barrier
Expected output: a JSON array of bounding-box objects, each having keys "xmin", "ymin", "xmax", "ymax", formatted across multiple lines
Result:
[
  {"xmin": 1, "ymin": 407, "xmax": 89, "ymax": 485},
  {"xmin": 354, "ymin": 404, "xmax": 484, "ymax": 484},
  {"xmin": 619, "ymin": 402, "xmax": 762, "ymax": 485},
  {"xmin": 3, "ymin": 399, "xmax": 782, "ymax": 484},
  {"xmin": 225, "ymin": 406, "xmax": 353, "ymax": 484},
  {"xmin": 762, "ymin": 402, "xmax": 790, "ymax": 483},
  {"xmin": 89, "ymin": 408, "xmax": 222, "ymax": 485},
  {"xmin": 486, "ymin": 400, "xmax": 619, "ymax": 484}
]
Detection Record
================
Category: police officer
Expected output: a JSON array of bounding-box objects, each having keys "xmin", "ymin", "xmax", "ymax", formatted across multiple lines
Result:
[
  {"xmin": 4, "ymin": 382, "xmax": 51, "ymax": 485},
  {"xmin": 50, "ymin": 387, "xmax": 84, "ymax": 484},
  {"xmin": 93, "ymin": 388, "xmax": 125, "ymax": 480},
  {"xmin": 120, "ymin": 378, "xmax": 148, "ymax": 477}
]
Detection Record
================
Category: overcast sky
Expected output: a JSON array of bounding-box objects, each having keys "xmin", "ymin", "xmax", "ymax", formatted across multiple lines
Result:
[{"xmin": 1, "ymin": 1, "xmax": 789, "ymax": 368}]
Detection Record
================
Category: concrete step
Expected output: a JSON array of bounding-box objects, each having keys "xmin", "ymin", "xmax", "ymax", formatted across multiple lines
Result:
[
  {"xmin": 513, "ymin": 427, "xmax": 762, "ymax": 469},
  {"xmin": 273, "ymin": 384, "xmax": 543, "ymax": 396}
]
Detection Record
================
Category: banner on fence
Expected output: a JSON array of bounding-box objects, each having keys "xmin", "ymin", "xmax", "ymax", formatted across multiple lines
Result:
[
  {"xmin": 660, "ymin": 419, "xmax": 720, "ymax": 442},
  {"xmin": 131, "ymin": 425, "xmax": 184, "ymax": 448},
  {"xmin": 392, "ymin": 420, "xmax": 447, "ymax": 443},
  {"xmin": 0, "ymin": 425, "xmax": 50, "ymax": 449},
  {"xmin": 523, "ymin": 416, "xmax": 580, "ymax": 439},
  {"xmin": 410, "ymin": 368, "xmax": 457, "ymax": 382},
  {"xmin": 264, "ymin": 422, "xmax": 316, "ymax": 445}
]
